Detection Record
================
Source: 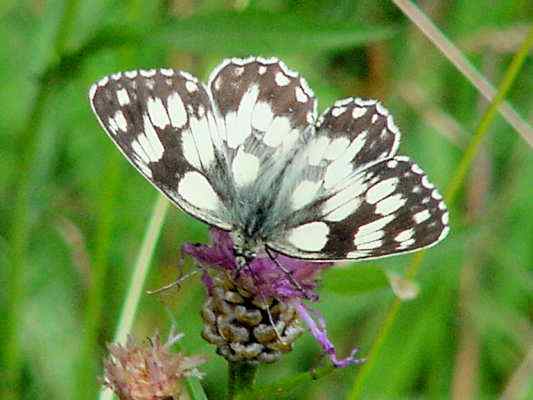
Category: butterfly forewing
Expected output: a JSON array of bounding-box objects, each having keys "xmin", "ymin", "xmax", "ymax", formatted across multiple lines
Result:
[
  {"xmin": 207, "ymin": 57, "xmax": 317, "ymax": 190},
  {"xmin": 89, "ymin": 69, "xmax": 231, "ymax": 229}
]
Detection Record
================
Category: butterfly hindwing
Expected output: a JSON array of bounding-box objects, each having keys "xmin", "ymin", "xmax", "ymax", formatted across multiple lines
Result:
[
  {"xmin": 89, "ymin": 69, "xmax": 230, "ymax": 229},
  {"xmin": 270, "ymin": 157, "xmax": 449, "ymax": 260}
]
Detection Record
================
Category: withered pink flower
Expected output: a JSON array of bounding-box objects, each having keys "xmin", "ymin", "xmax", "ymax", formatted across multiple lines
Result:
[{"xmin": 103, "ymin": 332, "xmax": 206, "ymax": 400}]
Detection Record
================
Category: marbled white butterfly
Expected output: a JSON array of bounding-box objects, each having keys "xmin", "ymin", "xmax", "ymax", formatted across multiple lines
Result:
[{"xmin": 89, "ymin": 56, "xmax": 449, "ymax": 269}]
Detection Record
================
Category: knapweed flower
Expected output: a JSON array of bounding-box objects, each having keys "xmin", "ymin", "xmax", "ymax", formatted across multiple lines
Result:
[
  {"xmin": 103, "ymin": 332, "xmax": 206, "ymax": 400},
  {"xmin": 183, "ymin": 228, "xmax": 362, "ymax": 367}
]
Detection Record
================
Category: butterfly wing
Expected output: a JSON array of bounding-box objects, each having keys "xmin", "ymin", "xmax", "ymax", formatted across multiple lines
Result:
[
  {"xmin": 207, "ymin": 57, "xmax": 316, "ymax": 190},
  {"xmin": 89, "ymin": 69, "xmax": 231, "ymax": 229},
  {"xmin": 268, "ymin": 99, "xmax": 449, "ymax": 260}
]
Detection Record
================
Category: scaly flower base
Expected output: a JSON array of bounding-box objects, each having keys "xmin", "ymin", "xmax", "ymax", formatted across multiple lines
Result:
[{"xmin": 201, "ymin": 272, "xmax": 304, "ymax": 364}]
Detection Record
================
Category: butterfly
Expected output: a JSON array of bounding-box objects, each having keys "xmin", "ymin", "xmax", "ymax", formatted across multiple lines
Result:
[{"xmin": 89, "ymin": 56, "xmax": 449, "ymax": 269}]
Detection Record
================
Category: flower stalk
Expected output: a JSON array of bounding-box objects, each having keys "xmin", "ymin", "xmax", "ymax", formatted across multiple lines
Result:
[{"xmin": 228, "ymin": 361, "xmax": 258, "ymax": 399}]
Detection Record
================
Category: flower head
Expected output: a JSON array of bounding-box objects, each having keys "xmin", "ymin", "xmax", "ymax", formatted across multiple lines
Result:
[
  {"xmin": 103, "ymin": 332, "xmax": 206, "ymax": 400},
  {"xmin": 184, "ymin": 228, "xmax": 362, "ymax": 367}
]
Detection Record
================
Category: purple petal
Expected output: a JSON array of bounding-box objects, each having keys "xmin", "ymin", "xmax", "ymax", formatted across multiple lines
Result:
[
  {"xmin": 294, "ymin": 302, "xmax": 363, "ymax": 368},
  {"xmin": 182, "ymin": 228, "xmax": 333, "ymax": 301}
]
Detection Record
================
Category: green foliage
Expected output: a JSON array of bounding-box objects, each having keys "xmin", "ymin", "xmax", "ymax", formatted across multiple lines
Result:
[{"xmin": 1, "ymin": 1, "xmax": 532, "ymax": 399}]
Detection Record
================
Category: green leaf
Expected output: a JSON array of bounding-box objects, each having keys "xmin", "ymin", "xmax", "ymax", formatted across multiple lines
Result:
[
  {"xmin": 322, "ymin": 264, "xmax": 389, "ymax": 295},
  {"xmin": 156, "ymin": 10, "xmax": 397, "ymax": 54}
]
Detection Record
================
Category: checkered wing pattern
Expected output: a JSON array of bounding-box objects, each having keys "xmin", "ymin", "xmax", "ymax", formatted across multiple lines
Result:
[
  {"xmin": 89, "ymin": 69, "xmax": 231, "ymax": 229},
  {"xmin": 207, "ymin": 57, "xmax": 316, "ymax": 191},
  {"xmin": 268, "ymin": 100, "xmax": 449, "ymax": 260}
]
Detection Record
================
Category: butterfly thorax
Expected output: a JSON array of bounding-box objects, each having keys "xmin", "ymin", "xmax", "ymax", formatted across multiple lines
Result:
[{"xmin": 230, "ymin": 229, "xmax": 264, "ymax": 269}]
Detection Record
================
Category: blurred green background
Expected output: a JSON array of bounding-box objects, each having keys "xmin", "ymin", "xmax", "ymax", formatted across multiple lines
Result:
[{"xmin": 1, "ymin": 1, "xmax": 532, "ymax": 399}]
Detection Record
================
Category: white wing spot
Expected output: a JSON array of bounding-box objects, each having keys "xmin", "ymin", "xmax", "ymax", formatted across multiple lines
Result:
[
  {"xmin": 227, "ymin": 85, "xmax": 259, "ymax": 149},
  {"xmin": 140, "ymin": 69, "xmax": 156, "ymax": 77},
  {"xmin": 375, "ymin": 193, "xmax": 406, "ymax": 215},
  {"xmin": 167, "ymin": 92, "xmax": 188, "ymax": 128},
  {"xmin": 287, "ymin": 222, "xmax": 330, "ymax": 252},
  {"xmin": 371, "ymin": 114, "xmax": 379, "ymax": 123},
  {"xmin": 413, "ymin": 209, "xmax": 431, "ymax": 224},
  {"xmin": 307, "ymin": 136, "xmax": 330, "ymax": 166},
  {"xmin": 116, "ymin": 89, "xmax": 130, "ymax": 106},
  {"xmin": 189, "ymin": 115, "xmax": 215, "ymax": 168},
  {"xmin": 160, "ymin": 68, "xmax": 174, "ymax": 77},
  {"xmin": 107, "ymin": 117, "xmax": 119, "ymax": 135},
  {"xmin": 113, "ymin": 110, "xmax": 127, "ymax": 132},
  {"xmin": 180, "ymin": 71, "xmax": 197, "ymax": 82},
  {"xmin": 432, "ymin": 190, "xmax": 443, "ymax": 200},
  {"xmin": 411, "ymin": 164, "xmax": 424, "ymax": 174},
  {"xmin": 395, "ymin": 229, "xmax": 415, "ymax": 242},
  {"xmin": 178, "ymin": 171, "xmax": 221, "ymax": 212},
  {"xmin": 387, "ymin": 160, "xmax": 398, "ymax": 168},
  {"xmin": 375, "ymin": 102, "xmax": 389, "ymax": 116},
  {"xmin": 185, "ymin": 81, "xmax": 197, "ymax": 93},
  {"xmin": 275, "ymin": 72, "xmax": 290, "ymax": 86},
  {"xmin": 295, "ymin": 86, "xmax": 308, "ymax": 103},
  {"xmin": 355, "ymin": 98, "xmax": 377, "ymax": 106},
  {"xmin": 366, "ymin": 177, "xmax": 399, "ymax": 204},
  {"xmin": 252, "ymin": 101, "xmax": 274, "ymax": 132},
  {"xmin": 131, "ymin": 140, "xmax": 149, "ymax": 164},
  {"xmin": 421, "ymin": 175, "xmax": 434, "ymax": 189},
  {"xmin": 354, "ymin": 215, "xmax": 395, "ymax": 243},
  {"xmin": 331, "ymin": 107, "xmax": 346, "ymax": 117},
  {"xmin": 438, "ymin": 201, "xmax": 447, "ymax": 210},
  {"xmin": 142, "ymin": 115, "xmax": 164, "ymax": 161},
  {"xmin": 111, "ymin": 72, "xmax": 122, "ymax": 80},
  {"xmin": 324, "ymin": 137, "xmax": 350, "ymax": 160},
  {"xmin": 98, "ymin": 76, "xmax": 109, "ymax": 86},
  {"xmin": 442, "ymin": 212, "xmax": 449, "ymax": 225},
  {"xmin": 399, "ymin": 239, "xmax": 415, "ymax": 249},
  {"xmin": 354, "ymin": 228, "xmax": 385, "ymax": 246},
  {"xmin": 214, "ymin": 76, "xmax": 222, "ymax": 91},
  {"xmin": 357, "ymin": 239, "xmax": 383, "ymax": 250},
  {"xmin": 323, "ymin": 197, "xmax": 362, "ymax": 222},
  {"xmin": 263, "ymin": 116, "xmax": 291, "ymax": 148},
  {"xmin": 181, "ymin": 132, "xmax": 202, "ymax": 170},
  {"xmin": 352, "ymin": 107, "xmax": 367, "ymax": 119},
  {"xmin": 232, "ymin": 150, "xmax": 260, "ymax": 186},
  {"xmin": 258, "ymin": 66, "xmax": 267, "ymax": 75},
  {"xmin": 291, "ymin": 180, "xmax": 321, "ymax": 209},
  {"xmin": 234, "ymin": 66, "xmax": 244, "ymax": 76},
  {"xmin": 147, "ymin": 97, "xmax": 170, "ymax": 129},
  {"xmin": 125, "ymin": 70, "xmax": 138, "ymax": 79}
]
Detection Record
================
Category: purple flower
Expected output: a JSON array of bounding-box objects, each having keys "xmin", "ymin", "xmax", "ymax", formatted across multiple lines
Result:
[{"xmin": 183, "ymin": 228, "xmax": 363, "ymax": 367}]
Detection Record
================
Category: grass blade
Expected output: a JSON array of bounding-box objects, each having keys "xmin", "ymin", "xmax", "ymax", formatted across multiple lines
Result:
[
  {"xmin": 391, "ymin": 0, "xmax": 533, "ymax": 147},
  {"xmin": 98, "ymin": 195, "xmax": 168, "ymax": 400}
]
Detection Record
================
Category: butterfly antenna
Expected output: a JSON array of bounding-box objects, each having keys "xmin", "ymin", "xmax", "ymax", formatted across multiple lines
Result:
[
  {"xmin": 264, "ymin": 247, "xmax": 310, "ymax": 300},
  {"xmin": 146, "ymin": 269, "xmax": 200, "ymax": 295}
]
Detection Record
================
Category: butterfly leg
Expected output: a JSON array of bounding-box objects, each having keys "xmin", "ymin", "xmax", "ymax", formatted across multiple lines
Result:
[{"xmin": 264, "ymin": 247, "xmax": 312, "ymax": 300}]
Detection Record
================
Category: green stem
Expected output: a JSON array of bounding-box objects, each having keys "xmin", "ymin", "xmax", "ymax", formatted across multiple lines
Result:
[
  {"xmin": 228, "ymin": 361, "xmax": 258, "ymax": 399},
  {"xmin": 348, "ymin": 25, "xmax": 533, "ymax": 400},
  {"xmin": 98, "ymin": 196, "xmax": 169, "ymax": 400}
]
